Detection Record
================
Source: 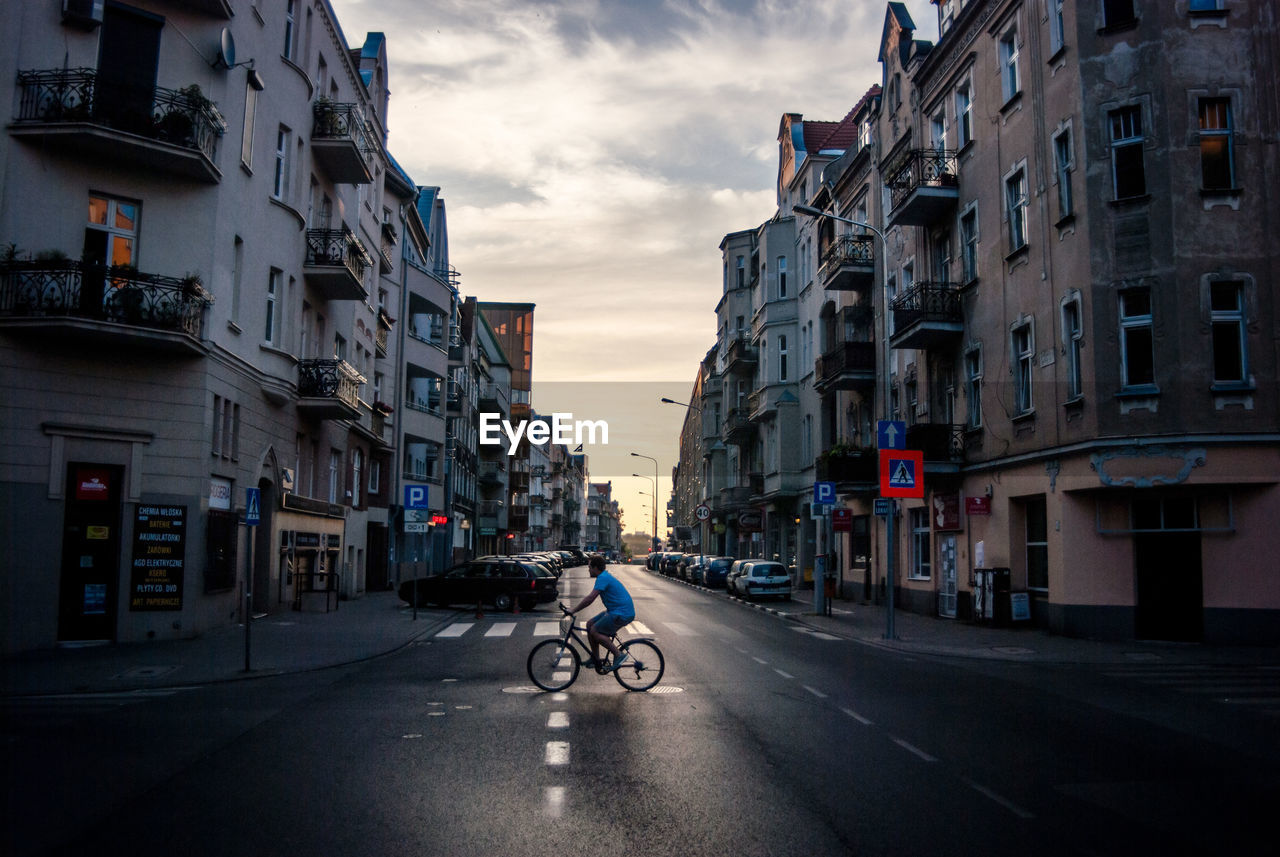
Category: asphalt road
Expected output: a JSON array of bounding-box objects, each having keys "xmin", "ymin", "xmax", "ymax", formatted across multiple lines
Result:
[{"xmin": 5, "ymin": 564, "xmax": 1275, "ymax": 856}]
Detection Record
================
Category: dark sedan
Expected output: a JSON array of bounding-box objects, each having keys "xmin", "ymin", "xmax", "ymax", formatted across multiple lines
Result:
[{"xmin": 399, "ymin": 557, "xmax": 558, "ymax": 611}]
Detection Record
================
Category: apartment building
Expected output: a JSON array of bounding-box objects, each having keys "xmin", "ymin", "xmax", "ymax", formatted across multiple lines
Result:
[
  {"xmin": 0, "ymin": 1, "xmax": 433, "ymax": 651},
  {"xmin": 681, "ymin": 0, "xmax": 1279, "ymax": 643}
]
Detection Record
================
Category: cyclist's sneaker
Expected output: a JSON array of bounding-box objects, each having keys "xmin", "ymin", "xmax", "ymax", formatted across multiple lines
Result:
[
  {"xmin": 610, "ymin": 652, "xmax": 632, "ymax": 672},
  {"xmin": 582, "ymin": 657, "xmax": 604, "ymax": 671}
]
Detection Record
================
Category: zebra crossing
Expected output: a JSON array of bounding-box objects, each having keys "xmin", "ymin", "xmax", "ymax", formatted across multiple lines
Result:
[
  {"xmin": 431, "ymin": 619, "xmax": 659, "ymax": 640},
  {"xmin": 1102, "ymin": 663, "xmax": 1280, "ymax": 716}
]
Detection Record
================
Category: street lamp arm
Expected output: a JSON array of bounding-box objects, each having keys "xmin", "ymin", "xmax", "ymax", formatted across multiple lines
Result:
[{"xmin": 792, "ymin": 204, "xmax": 886, "ymax": 243}]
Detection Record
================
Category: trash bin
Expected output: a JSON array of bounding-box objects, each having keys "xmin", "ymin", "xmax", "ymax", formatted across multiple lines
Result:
[{"xmin": 991, "ymin": 567, "xmax": 1011, "ymax": 626}]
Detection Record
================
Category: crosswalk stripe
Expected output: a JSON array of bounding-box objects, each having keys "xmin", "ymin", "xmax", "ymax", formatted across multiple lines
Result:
[
  {"xmin": 436, "ymin": 623, "xmax": 474, "ymax": 637},
  {"xmin": 629, "ymin": 621, "xmax": 653, "ymax": 636},
  {"xmin": 534, "ymin": 621, "xmax": 560, "ymax": 636},
  {"xmin": 485, "ymin": 622, "xmax": 517, "ymax": 637}
]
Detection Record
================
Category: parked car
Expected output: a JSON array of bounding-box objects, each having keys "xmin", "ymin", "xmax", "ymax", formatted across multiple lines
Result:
[
  {"xmin": 703, "ymin": 556, "xmax": 734, "ymax": 588},
  {"xmin": 684, "ymin": 555, "xmax": 712, "ymax": 584},
  {"xmin": 732, "ymin": 560, "xmax": 792, "ymax": 602},
  {"xmin": 399, "ymin": 557, "xmax": 558, "ymax": 611},
  {"xmin": 661, "ymin": 553, "xmax": 683, "ymax": 576},
  {"xmin": 725, "ymin": 559, "xmax": 755, "ymax": 595}
]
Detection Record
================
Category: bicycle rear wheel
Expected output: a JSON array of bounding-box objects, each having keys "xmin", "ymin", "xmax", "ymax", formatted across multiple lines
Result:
[
  {"xmin": 527, "ymin": 639, "xmax": 580, "ymax": 691},
  {"xmin": 613, "ymin": 639, "xmax": 664, "ymax": 691}
]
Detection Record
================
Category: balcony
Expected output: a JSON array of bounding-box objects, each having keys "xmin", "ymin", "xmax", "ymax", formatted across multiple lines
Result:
[
  {"xmin": 303, "ymin": 228, "xmax": 372, "ymax": 301},
  {"xmin": 724, "ymin": 406, "xmax": 756, "ymax": 444},
  {"xmin": 0, "ymin": 260, "xmax": 210, "ymax": 354},
  {"xmin": 297, "ymin": 358, "xmax": 363, "ymax": 420},
  {"xmin": 885, "ymin": 149, "xmax": 959, "ymax": 228},
  {"xmin": 310, "ymin": 99, "xmax": 372, "ymax": 184},
  {"xmin": 478, "ymin": 383, "xmax": 508, "ymax": 417},
  {"xmin": 814, "ymin": 341, "xmax": 876, "ymax": 393},
  {"xmin": 815, "ymin": 448, "xmax": 877, "ymax": 487},
  {"xmin": 819, "ymin": 234, "xmax": 876, "ymax": 291},
  {"xmin": 906, "ymin": 422, "xmax": 965, "ymax": 466},
  {"xmin": 375, "ymin": 308, "xmax": 393, "ymax": 358},
  {"xmin": 889, "ymin": 282, "xmax": 964, "ymax": 351},
  {"xmin": 12, "ymin": 69, "xmax": 227, "ymax": 182},
  {"xmin": 723, "ymin": 336, "xmax": 757, "ymax": 374}
]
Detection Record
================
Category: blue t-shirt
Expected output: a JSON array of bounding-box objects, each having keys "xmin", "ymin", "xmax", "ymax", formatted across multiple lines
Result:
[{"xmin": 594, "ymin": 570, "xmax": 635, "ymax": 619}]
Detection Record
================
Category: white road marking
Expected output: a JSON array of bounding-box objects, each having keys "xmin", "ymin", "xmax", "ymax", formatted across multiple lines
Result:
[
  {"xmin": 544, "ymin": 786, "xmax": 566, "ymax": 818},
  {"xmin": 629, "ymin": 621, "xmax": 654, "ymax": 635},
  {"xmin": 792, "ymin": 628, "xmax": 841, "ymax": 641},
  {"xmin": 533, "ymin": 621, "xmax": 560, "ymax": 636},
  {"xmin": 485, "ymin": 622, "xmax": 517, "ymax": 637},
  {"xmin": 662, "ymin": 621, "xmax": 698, "ymax": 636},
  {"xmin": 962, "ymin": 777, "xmax": 1035, "ymax": 818},
  {"xmin": 774, "ymin": 669, "xmax": 794, "ymax": 679},
  {"xmin": 891, "ymin": 737, "xmax": 937, "ymax": 762},
  {"xmin": 803, "ymin": 685, "xmax": 827, "ymax": 699},
  {"xmin": 545, "ymin": 741, "xmax": 570, "ymax": 766},
  {"xmin": 436, "ymin": 623, "xmax": 473, "ymax": 637},
  {"xmin": 547, "ymin": 712, "xmax": 569, "ymax": 729},
  {"xmin": 753, "ymin": 657, "xmax": 769, "ymax": 665},
  {"xmin": 841, "ymin": 707, "xmax": 873, "ymax": 725},
  {"xmin": 553, "ymin": 670, "xmax": 573, "ymax": 684}
]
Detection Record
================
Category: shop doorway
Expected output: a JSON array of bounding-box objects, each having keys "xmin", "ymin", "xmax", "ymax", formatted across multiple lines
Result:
[
  {"xmin": 937, "ymin": 534, "xmax": 958, "ymax": 618},
  {"xmin": 58, "ymin": 463, "xmax": 123, "ymax": 643},
  {"xmin": 1135, "ymin": 532, "xmax": 1202, "ymax": 641}
]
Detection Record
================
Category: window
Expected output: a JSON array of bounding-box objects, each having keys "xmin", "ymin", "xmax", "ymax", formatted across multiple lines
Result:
[
  {"xmin": 351, "ymin": 449, "xmax": 362, "ymax": 507},
  {"xmin": 1189, "ymin": 0, "xmax": 1223, "ymax": 9},
  {"xmin": 956, "ymin": 81, "xmax": 973, "ymax": 147},
  {"xmin": 329, "ymin": 449, "xmax": 341, "ymax": 504},
  {"xmin": 272, "ymin": 126, "xmax": 290, "ymax": 199},
  {"xmin": 1119, "ymin": 288, "xmax": 1155, "ymax": 388},
  {"xmin": 1062, "ymin": 300, "xmax": 1083, "ymax": 400},
  {"xmin": 265, "ymin": 268, "xmax": 281, "ymax": 344},
  {"xmin": 1199, "ymin": 98, "xmax": 1235, "ymax": 190},
  {"xmin": 283, "ymin": 0, "xmax": 297, "ymax": 60},
  {"xmin": 1049, "ymin": 0, "xmax": 1066, "ymax": 55},
  {"xmin": 369, "ymin": 458, "xmax": 381, "ymax": 495},
  {"xmin": 960, "ymin": 207, "xmax": 978, "ymax": 282},
  {"xmin": 778, "ymin": 256, "xmax": 788, "ymax": 298},
  {"xmin": 1053, "ymin": 128, "xmax": 1074, "ymax": 219},
  {"xmin": 999, "ymin": 27, "xmax": 1020, "ymax": 103},
  {"xmin": 1005, "ymin": 168, "xmax": 1028, "ymax": 251},
  {"xmin": 212, "ymin": 395, "xmax": 240, "ymax": 460},
  {"xmin": 1012, "ymin": 322, "xmax": 1034, "ymax": 415},
  {"xmin": 1210, "ymin": 281, "xmax": 1246, "ymax": 384},
  {"xmin": 965, "ymin": 347, "xmax": 983, "ymax": 428},
  {"xmin": 905, "ymin": 376, "xmax": 917, "ymax": 425},
  {"xmin": 241, "ymin": 78, "xmax": 259, "ymax": 168},
  {"xmin": 1103, "ymin": 0, "xmax": 1136, "ymax": 29},
  {"xmin": 909, "ymin": 508, "xmax": 931, "ymax": 580},
  {"xmin": 1026, "ymin": 497, "xmax": 1048, "ymax": 592},
  {"xmin": 736, "ymin": 256, "xmax": 745, "ymax": 289},
  {"xmin": 1110, "ymin": 106, "xmax": 1146, "ymax": 199},
  {"xmin": 931, "ymin": 108, "xmax": 947, "ymax": 150},
  {"xmin": 940, "ymin": 0, "xmax": 956, "ymax": 35},
  {"xmin": 932, "ymin": 229, "xmax": 952, "ymax": 282},
  {"xmin": 859, "ymin": 118, "xmax": 872, "ymax": 151},
  {"xmin": 84, "ymin": 194, "xmax": 138, "ymax": 268}
]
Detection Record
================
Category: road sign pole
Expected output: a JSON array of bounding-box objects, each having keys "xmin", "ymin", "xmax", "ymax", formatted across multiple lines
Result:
[{"xmin": 885, "ymin": 501, "xmax": 895, "ymax": 640}]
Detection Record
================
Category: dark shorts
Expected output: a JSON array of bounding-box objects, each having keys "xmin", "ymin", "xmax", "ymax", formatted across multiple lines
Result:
[{"xmin": 590, "ymin": 611, "xmax": 634, "ymax": 637}]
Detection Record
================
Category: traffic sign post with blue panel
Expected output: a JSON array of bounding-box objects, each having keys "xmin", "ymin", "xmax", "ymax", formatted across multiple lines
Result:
[
  {"xmin": 404, "ymin": 484, "xmax": 430, "ymax": 510},
  {"xmin": 813, "ymin": 481, "xmax": 836, "ymax": 505},
  {"xmin": 245, "ymin": 487, "xmax": 261, "ymax": 525},
  {"xmin": 879, "ymin": 450, "xmax": 924, "ymax": 498},
  {"xmin": 874, "ymin": 498, "xmax": 893, "ymax": 516},
  {"xmin": 878, "ymin": 420, "xmax": 906, "ymax": 450}
]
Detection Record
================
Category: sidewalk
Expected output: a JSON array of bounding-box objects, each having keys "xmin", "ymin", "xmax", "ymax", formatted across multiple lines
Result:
[
  {"xmin": 5, "ymin": 583, "xmax": 1277, "ymax": 698},
  {"xmin": 1, "ymin": 591, "xmax": 442, "ymax": 697}
]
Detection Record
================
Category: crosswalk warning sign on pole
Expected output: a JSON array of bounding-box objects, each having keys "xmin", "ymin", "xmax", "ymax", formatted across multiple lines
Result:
[{"xmin": 879, "ymin": 450, "xmax": 924, "ymax": 499}]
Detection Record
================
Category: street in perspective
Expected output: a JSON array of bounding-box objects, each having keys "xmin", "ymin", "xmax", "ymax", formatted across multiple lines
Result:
[
  {"xmin": 5, "ymin": 562, "xmax": 1278, "ymax": 856},
  {"xmin": 3, "ymin": 1, "xmax": 1280, "ymax": 856}
]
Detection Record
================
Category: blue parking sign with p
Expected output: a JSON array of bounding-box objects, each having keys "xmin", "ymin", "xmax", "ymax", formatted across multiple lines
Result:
[
  {"xmin": 405, "ymin": 484, "xmax": 429, "ymax": 510},
  {"xmin": 814, "ymin": 481, "xmax": 836, "ymax": 505}
]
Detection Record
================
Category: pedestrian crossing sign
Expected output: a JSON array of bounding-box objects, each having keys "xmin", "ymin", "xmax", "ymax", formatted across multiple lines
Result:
[{"xmin": 879, "ymin": 450, "xmax": 924, "ymax": 498}]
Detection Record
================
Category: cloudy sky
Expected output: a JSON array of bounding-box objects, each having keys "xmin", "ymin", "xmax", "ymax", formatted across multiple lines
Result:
[{"xmin": 328, "ymin": 0, "xmax": 936, "ymax": 539}]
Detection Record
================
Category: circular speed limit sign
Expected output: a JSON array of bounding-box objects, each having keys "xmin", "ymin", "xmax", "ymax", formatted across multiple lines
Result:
[{"xmin": 694, "ymin": 504, "xmax": 711, "ymax": 521}]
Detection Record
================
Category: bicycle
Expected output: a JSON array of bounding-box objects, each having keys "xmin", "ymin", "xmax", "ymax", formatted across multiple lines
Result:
[{"xmin": 526, "ymin": 603, "xmax": 665, "ymax": 692}]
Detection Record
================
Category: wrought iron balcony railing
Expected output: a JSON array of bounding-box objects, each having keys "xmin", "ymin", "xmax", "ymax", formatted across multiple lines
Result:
[
  {"xmin": 303, "ymin": 228, "xmax": 372, "ymax": 300},
  {"xmin": 14, "ymin": 68, "xmax": 226, "ymax": 166},
  {"xmin": 818, "ymin": 234, "xmax": 875, "ymax": 290},
  {"xmin": 297, "ymin": 358, "xmax": 363, "ymax": 411},
  {"xmin": 889, "ymin": 281, "xmax": 964, "ymax": 350},
  {"xmin": 0, "ymin": 259, "xmax": 211, "ymax": 337},
  {"xmin": 310, "ymin": 99, "xmax": 373, "ymax": 184},
  {"xmin": 884, "ymin": 148, "xmax": 959, "ymax": 226}
]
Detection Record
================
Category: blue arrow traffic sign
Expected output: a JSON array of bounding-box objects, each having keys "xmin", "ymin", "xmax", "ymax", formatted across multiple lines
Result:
[{"xmin": 878, "ymin": 420, "xmax": 906, "ymax": 450}]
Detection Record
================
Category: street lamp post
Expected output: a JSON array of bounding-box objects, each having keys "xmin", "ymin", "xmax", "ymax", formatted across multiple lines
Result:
[
  {"xmin": 631, "ymin": 473, "xmax": 655, "ymax": 550},
  {"xmin": 793, "ymin": 203, "xmax": 897, "ymax": 640},
  {"xmin": 630, "ymin": 452, "xmax": 659, "ymax": 551}
]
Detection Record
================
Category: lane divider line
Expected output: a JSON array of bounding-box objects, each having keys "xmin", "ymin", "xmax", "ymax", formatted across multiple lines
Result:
[
  {"xmin": 961, "ymin": 777, "xmax": 1036, "ymax": 819},
  {"xmin": 891, "ymin": 736, "xmax": 937, "ymax": 762},
  {"xmin": 545, "ymin": 741, "xmax": 570, "ymax": 766},
  {"xmin": 547, "ymin": 711, "xmax": 569, "ymax": 729},
  {"xmin": 774, "ymin": 669, "xmax": 794, "ymax": 679},
  {"xmin": 841, "ymin": 707, "xmax": 873, "ymax": 725},
  {"xmin": 802, "ymin": 685, "xmax": 828, "ymax": 699}
]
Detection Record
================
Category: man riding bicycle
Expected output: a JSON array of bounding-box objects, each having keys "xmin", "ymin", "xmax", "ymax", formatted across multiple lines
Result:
[{"xmin": 568, "ymin": 554, "xmax": 635, "ymax": 672}]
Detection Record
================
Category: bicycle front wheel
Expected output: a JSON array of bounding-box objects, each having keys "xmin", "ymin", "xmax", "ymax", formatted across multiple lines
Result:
[
  {"xmin": 613, "ymin": 639, "xmax": 664, "ymax": 691},
  {"xmin": 527, "ymin": 639, "xmax": 580, "ymax": 691}
]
